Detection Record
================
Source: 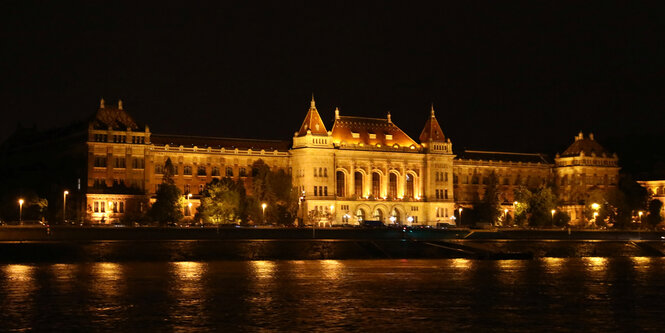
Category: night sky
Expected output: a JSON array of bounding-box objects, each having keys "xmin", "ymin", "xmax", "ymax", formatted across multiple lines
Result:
[{"xmin": 2, "ymin": 1, "xmax": 664, "ymax": 174}]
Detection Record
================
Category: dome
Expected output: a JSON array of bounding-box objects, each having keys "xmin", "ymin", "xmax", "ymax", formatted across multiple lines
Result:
[{"xmin": 561, "ymin": 132, "xmax": 609, "ymax": 157}]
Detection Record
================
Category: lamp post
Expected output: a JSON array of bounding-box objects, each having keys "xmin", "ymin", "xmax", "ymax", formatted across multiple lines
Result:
[
  {"xmin": 591, "ymin": 203, "xmax": 600, "ymax": 227},
  {"xmin": 458, "ymin": 208, "xmax": 463, "ymax": 226},
  {"xmin": 551, "ymin": 209, "xmax": 556, "ymax": 225},
  {"xmin": 63, "ymin": 190, "xmax": 69, "ymax": 224},
  {"xmin": 330, "ymin": 205, "xmax": 335, "ymax": 227},
  {"xmin": 638, "ymin": 211, "xmax": 644, "ymax": 239},
  {"xmin": 18, "ymin": 199, "xmax": 24, "ymax": 224},
  {"xmin": 262, "ymin": 203, "xmax": 267, "ymax": 224}
]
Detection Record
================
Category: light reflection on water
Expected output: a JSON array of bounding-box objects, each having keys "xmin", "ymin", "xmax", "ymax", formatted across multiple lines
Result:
[{"xmin": 1, "ymin": 258, "xmax": 664, "ymax": 331}]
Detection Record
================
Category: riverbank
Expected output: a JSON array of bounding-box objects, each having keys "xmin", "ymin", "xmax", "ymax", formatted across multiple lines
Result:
[
  {"xmin": 1, "ymin": 239, "xmax": 664, "ymax": 262},
  {"xmin": 2, "ymin": 226, "xmax": 665, "ymax": 241}
]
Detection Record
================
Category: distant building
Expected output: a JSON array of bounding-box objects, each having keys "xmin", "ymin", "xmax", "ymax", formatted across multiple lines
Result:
[
  {"xmin": 637, "ymin": 180, "xmax": 665, "ymax": 215},
  {"xmin": 0, "ymin": 97, "xmax": 624, "ymax": 226}
]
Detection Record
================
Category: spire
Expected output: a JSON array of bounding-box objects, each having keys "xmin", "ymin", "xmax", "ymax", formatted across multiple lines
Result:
[
  {"xmin": 335, "ymin": 107, "xmax": 340, "ymax": 120},
  {"xmin": 296, "ymin": 95, "xmax": 328, "ymax": 137},
  {"xmin": 100, "ymin": 98, "xmax": 105, "ymax": 109},
  {"xmin": 387, "ymin": 111, "xmax": 392, "ymax": 123},
  {"xmin": 118, "ymin": 99, "xmax": 123, "ymax": 110},
  {"xmin": 419, "ymin": 105, "xmax": 446, "ymax": 143}
]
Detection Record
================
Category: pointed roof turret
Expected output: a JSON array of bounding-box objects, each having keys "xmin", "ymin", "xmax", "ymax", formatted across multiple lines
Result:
[
  {"xmin": 296, "ymin": 94, "xmax": 328, "ymax": 137},
  {"xmin": 419, "ymin": 104, "xmax": 446, "ymax": 142}
]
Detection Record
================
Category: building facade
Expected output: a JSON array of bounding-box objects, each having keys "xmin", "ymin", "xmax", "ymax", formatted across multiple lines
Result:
[{"xmin": 80, "ymin": 97, "xmax": 621, "ymax": 226}]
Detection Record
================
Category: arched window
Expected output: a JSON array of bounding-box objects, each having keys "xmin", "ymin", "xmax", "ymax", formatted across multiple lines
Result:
[
  {"xmin": 239, "ymin": 167, "xmax": 247, "ymax": 177},
  {"xmin": 373, "ymin": 208, "xmax": 384, "ymax": 222},
  {"xmin": 197, "ymin": 166, "xmax": 206, "ymax": 176},
  {"xmin": 406, "ymin": 174, "xmax": 414, "ymax": 198},
  {"xmin": 183, "ymin": 165, "xmax": 192, "ymax": 175},
  {"xmin": 211, "ymin": 167, "xmax": 220, "ymax": 176},
  {"xmin": 336, "ymin": 171, "xmax": 345, "ymax": 197},
  {"xmin": 354, "ymin": 172, "xmax": 363, "ymax": 196},
  {"xmin": 356, "ymin": 208, "xmax": 366, "ymax": 222},
  {"xmin": 226, "ymin": 167, "xmax": 234, "ymax": 177},
  {"xmin": 389, "ymin": 173, "xmax": 398, "ymax": 198},
  {"xmin": 372, "ymin": 172, "xmax": 381, "ymax": 197}
]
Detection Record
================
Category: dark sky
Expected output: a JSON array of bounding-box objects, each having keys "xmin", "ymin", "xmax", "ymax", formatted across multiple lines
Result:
[{"xmin": 2, "ymin": 1, "xmax": 664, "ymax": 171}]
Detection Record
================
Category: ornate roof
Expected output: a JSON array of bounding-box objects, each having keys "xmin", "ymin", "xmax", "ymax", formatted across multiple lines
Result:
[
  {"xmin": 419, "ymin": 105, "xmax": 446, "ymax": 143},
  {"xmin": 151, "ymin": 134, "xmax": 290, "ymax": 151},
  {"xmin": 90, "ymin": 98, "xmax": 142, "ymax": 131},
  {"xmin": 561, "ymin": 132, "xmax": 611, "ymax": 157},
  {"xmin": 457, "ymin": 150, "xmax": 552, "ymax": 164},
  {"xmin": 295, "ymin": 96, "xmax": 328, "ymax": 137},
  {"xmin": 331, "ymin": 111, "xmax": 419, "ymax": 148}
]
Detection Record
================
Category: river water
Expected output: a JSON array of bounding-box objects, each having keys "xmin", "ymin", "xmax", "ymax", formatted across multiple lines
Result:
[{"xmin": 1, "ymin": 258, "xmax": 663, "ymax": 332}]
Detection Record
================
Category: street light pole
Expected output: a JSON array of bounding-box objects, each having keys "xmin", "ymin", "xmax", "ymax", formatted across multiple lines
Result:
[
  {"xmin": 18, "ymin": 199, "xmax": 24, "ymax": 224},
  {"xmin": 262, "ymin": 203, "xmax": 267, "ymax": 224},
  {"xmin": 63, "ymin": 190, "xmax": 69, "ymax": 224},
  {"xmin": 551, "ymin": 209, "xmax": 556, "ymax": 226},
  {"xmin": 458, "ymin": 208, "xmax": 463, "ymax": 226}
]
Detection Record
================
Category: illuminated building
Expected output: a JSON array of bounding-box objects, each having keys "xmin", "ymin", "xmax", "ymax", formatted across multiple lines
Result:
[{"xmin": 0, "ymin": 97, "xmax": 624, "ymax": 226}]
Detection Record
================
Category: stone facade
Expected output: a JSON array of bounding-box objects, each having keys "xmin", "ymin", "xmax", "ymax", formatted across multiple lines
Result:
[{"xmin": 83, "ymin": 97, "xmax": 621, "ymax": 226}]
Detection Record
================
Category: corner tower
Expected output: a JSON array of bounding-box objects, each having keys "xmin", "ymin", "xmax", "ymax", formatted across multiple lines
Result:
[
  {"xmin": 291, "ymin": 96, "xmax": 335, "ymax": 225},
  {"xmin": 419, "ymin": 105, "xmax": 456, "ymax": 225}
]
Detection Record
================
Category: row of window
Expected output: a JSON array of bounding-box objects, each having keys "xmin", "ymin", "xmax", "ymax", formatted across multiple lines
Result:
[
  {"xmin": 313, "ymin": 186, "xmax": 329, "ymax": 196},
  {"xmin": 434, "ymin": 189, "xmax": 449, "ymax": 200},
  {"xmin": 435, "ymin": 207, "xmax": 449, "ymax": 218},
  {"xmin": 434, "ymin": 171, "xmax": 449, "ymax": 182},
  {"xmin": 92, "ymin": 134, "xmax": 146, "ymax": 144},
  {"xmin": 92, "ymin": 200, "xmax": 125, "ymax": 214},
  {"xmin": 93, "ymin": 156, "xmax": 145, "ymax": 169},
  {"xmin": 335, "ymin": 171, "xmax": 416, "ymax": 198},
  {"xmin": 314, "ymin": 167, "xmax": 329, "ymax": 177},
  {"xmin": 155, "ymin": 165, "xmax": 249, "ymax": 177},
  {"xmin": 454, "ymin": 174, "xmax": 544, "ymax": 186}
]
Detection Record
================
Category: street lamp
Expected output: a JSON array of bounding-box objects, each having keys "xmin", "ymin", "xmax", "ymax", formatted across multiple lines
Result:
[
  {"xmin": 330, "ymin": 205, "xmax": 335, "ymax": 227},
  {"xmin": 262, "ymin": 203, "xmax": 267, "ymax": 224},
  {"xmin": 63, "ymin": 190, "xmax": 69, "ymax": 224},
  {"xmin": 551, "ymin": 209, "xmax": 556, "ymax": 225},
  {"xmin": 18, "ymin": 199, "xmax": 24, "ymax": 224},
  {"xmin": 458, "ymin": 208, "xmax": 463, "ymax": 226}
]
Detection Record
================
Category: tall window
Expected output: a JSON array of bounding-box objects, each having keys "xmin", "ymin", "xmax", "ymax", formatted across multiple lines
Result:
[
  {"xmin": 354, "ymin": 172, "xmax": 363, "ymax": 197},
  {"xmin": 406, "ymin": 174, "xmax": 414, "ymax": 198},
  {"xmin": 155, "ymin": 164, "xmax": 164, "ymax": 174},
  {"xmin": 239, "ymin": 167, "xmax": 247, "ymax": 177},
  {"xmin": 211, "ymin": 167, "xmax": 220, "ymax": 176},
  {"xmin": 226, "ymin": 167, "xmax": 233, "ymax": 177},
  {"xmin": 184, "ymin": 166, "xmax": 192, "ymax": 175},
  {"xmin": 372, "ymin": 172, "xmax": 381, "ymax": 197},
  {"xmin": 197, "ymin": 166, "xmax": 206, "ymax": 176},
  {"xmin": 336, "ymin": 171, "xmax": 345, "ymax": 197},
  {"xmin": 389, "ymin": 173, "xmax": 397, "ymax": 198}
]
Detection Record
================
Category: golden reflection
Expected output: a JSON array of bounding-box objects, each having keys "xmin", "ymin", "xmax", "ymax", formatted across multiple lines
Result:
[
  {"xmin": 321, "ymin": 260, "xmax": 342, "ymax": 280},
  {"xmin": 451, "ymin": 258, "xmax": 471, "ymax": 270},
  {"xmin": 4, "ymin": 264, "xmax": 34, "ymax": 282},
  {"xmin": 251, "ymin": 260, "xmax": 276, "ymax": 280},
  {"xmin": 92, "ymin": 262, "xmax": 123, "ymax": 298},
  {"xmin": 498, "ymin": 260, "xmax": 524, "ymax": 270},
  {"xmin": 632, "ymin": 256, "xmax": 651, "ymax": 272},
  {"xmin": 172, "ymin": 261, "xmax": 204, "ymax": 281},
  {"xmin": 585, "ymin": 257, "xmax": 608, "ymax": 272},
  {"xmin": 542, "ymin": 257, "xmax": 564, "ymax": 272}
]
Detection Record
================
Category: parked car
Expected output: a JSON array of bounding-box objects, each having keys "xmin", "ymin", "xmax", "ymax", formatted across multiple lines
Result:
[{"xmin": 361, "ymin": 220, "xmax": 385, "ymax": 228}]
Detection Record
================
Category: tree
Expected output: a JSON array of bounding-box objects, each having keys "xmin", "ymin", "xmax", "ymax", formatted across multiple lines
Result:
[
  {"xmin": 149, "ymin": 158, "xmax": 183, "ymax": 224},
  {"xmin": 476, "ymin": 172, "xmax": 501, "ymax": 225},
  {"xmin": 248, "ymin": 160, "xmax": 298, "ymax": 225},
  {"xmin": 514, "ymin": 185, "xmax": 558, "ymax": 227},
  {"xmin": 646, "ymin": 199, "xmax": 663, "ymax": 229},
  {"xmin": 197, "ymin": 178, "xmax": 241, "ymax": 224}
]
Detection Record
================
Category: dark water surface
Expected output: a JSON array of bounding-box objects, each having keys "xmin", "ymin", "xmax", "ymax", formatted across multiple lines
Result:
[{"xmin": 1, "ymin": 258, "xmax": 663, "ymax": 332}]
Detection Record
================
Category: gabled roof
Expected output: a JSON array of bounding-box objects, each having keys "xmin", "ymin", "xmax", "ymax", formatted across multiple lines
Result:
[
  {"xmin": 419, "ymin": 105, "xmax": 446, "ymax": 142},
  {"xmin": 457, "ymin": 150, "xmax": 552, "ymax": 164},
  {"xmin": 295, "ymin": 96, "xmax": 328, "ymax": 137},
  {"xmin": 151, "ymin": 134, "xmax": 290, "ymax": 151},
  {"xmin": 90, "ymin": 99, "xmax": 142, "ymax": 131},
  {"xmin": 331, "ymin": 112, "xmax": 419, "ymax": 148}
]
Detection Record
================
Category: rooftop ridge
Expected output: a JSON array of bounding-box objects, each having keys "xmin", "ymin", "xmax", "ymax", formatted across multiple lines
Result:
[
  {"xmin": 151, "ymin": 133, "xmax": 287, "ymax": 144},
  {"xmin": 463, "ymin": 150, "xmax": 546, "ymax": 156}
]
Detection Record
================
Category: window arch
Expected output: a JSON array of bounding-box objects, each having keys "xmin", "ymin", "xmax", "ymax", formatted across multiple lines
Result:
[
  {"xmin": 354, "ymin": 172, "xmax": 363, "ymax": 196},
  {"xmin": 406, "ymin": 174, "xmax": 415, "ymax": 198},
  {"xmin": 372, "ymin": 172, "xmax": 381, "ymax": 197},
  {"xmin": 336, "ymin": 171, "xmax": 346, "ymax": 197},
  {"xmin": 388, "ymin": 173, "xmax": 398, "ymax": 198}
]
